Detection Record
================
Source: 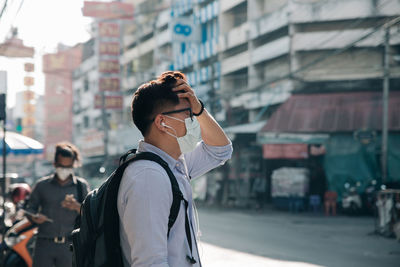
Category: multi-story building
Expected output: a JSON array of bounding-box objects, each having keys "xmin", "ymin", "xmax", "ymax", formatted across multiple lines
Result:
[
  {"xmin": 79, "ymin": 0, "xmax": 400, "ymax": 205},
  {"xmin": 72, "ymin": 34, "xmax": 142, "ymax": 181},
  {"xmin": 42, "ymin": 44, "xmax": 82, "ymax": 161}
]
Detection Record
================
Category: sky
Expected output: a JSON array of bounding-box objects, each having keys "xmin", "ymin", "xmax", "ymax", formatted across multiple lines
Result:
[{"xmin": 0, "ymin": 0, "xmax": 93, "ymax": 108}]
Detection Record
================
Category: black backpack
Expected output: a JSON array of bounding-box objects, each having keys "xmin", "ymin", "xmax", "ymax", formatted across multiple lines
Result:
[{"xmin": 71, "ymin": 149, "xmax": 184, "ymax": 267}]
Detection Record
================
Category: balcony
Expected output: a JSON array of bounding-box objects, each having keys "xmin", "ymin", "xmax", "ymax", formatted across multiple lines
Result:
[
  {"xmin": 251, "ymin": 36, "xmax": 290, "ymax": 65},
  {"xmin": 138, "ymin": 37, "xmax": 155, "ymax": 55},
  {"xmin": 248, "ymin": 6, "xmax": 289, "ymax": 40},
  {"xmin": 293, "ymin": 28, "xmax": 400, "ymax": 52},
  {"xmin": 156, "ymin": 9, "xmax": 170, "ymax": 28},
  {"xmin": 291, "ymin": 0, "xmax": 400, "ymax": 23},
  {"xmin": 220, "ymin": 0, "xmax": 246, "ymax": 13},
  {"xmin": 218, "ymin": 22, "xmax": 249, "ymax": 52},
  {"xmin": 156, "ymin": 29, "xmax": 171, "ymax": 47},
  {"xmin": 221, "ymin": 50, "xmax": 249, "ymax": 76}
]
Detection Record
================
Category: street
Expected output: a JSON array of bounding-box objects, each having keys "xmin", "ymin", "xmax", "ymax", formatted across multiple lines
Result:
[{"xmin": 197, "ymin": 207, "xmax": 400, "ymax": 267}]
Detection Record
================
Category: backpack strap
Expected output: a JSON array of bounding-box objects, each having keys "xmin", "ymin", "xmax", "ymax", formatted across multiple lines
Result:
[
  {"xmin": 124, "ymin": 152, "xmax": 184, "ymax": 236},
  {"xmin": 119, "ymin": 148, "xmax": 137, "ymax": 165},
  {"xmin": 125, "ymin": 152, "xmax": 196, "ymax": 264},
  {"xmin": 76, "ymin": 178, "xmax": 84, "ymax": 203},
  {"xmin": 103, "ymin": 150, "xmax": 187, "ymax": 266}
]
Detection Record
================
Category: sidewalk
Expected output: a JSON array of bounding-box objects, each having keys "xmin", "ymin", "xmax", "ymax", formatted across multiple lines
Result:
[
  {"xmin": 200, "ymin": 242, "xmax": 323, "ymax": 267},
  {"xmin": 195, "ymin": 205, "xmax": 400, "ymax": 267}
]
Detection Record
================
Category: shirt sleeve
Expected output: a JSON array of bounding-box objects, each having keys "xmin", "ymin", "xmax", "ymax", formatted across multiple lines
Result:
[
  {"xmin": 25, "ymin": 182, "xmax": 41, "ymax": 214},
  {"xmin": 184, "ymin": 141, "xmax": 233, "ymax": 179},
  {"xmin": 81, "ymin": 179, "xmax": 90, "ymax": 200},
  {"xmin": 119, "ymin": 166, "xmax": 173, "ymax": 267}
]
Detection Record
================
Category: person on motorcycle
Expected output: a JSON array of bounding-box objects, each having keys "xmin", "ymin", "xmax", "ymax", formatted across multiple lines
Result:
[
  {"xmin": 25, "ymin": 142, "xmax": 90, "ymax": 267},
  {"xmin": 8, "ymin": 183, "xmax": 31, "ymax": 223}
]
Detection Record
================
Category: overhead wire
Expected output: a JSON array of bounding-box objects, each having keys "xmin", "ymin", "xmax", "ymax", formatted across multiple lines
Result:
[
  {"xmin": 213, "ymin": 7, "xmax": 400, "ymax": 101},
  {"xmin": 0, "ymin": 0, "xmax": 8, "ymax": 20}
]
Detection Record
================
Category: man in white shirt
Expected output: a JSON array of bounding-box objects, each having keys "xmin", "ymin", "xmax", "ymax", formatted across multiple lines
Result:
[{"xmin": 117, "ymin": 71, "xmax": 232, "ymax": 267}]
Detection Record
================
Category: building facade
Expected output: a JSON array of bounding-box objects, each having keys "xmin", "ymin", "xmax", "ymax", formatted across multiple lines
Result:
[
  {"xmin": 42, "ymin": 44, "xmax": 82, "ymax": 161},
  {"xmin": 71, "ymin": 0, "xmax": 400, "ymax": 206}
]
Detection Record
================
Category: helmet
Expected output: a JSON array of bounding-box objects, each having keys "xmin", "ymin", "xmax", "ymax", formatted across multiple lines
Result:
[{"xmin": 10, "ymin": 183, "xmax": 31, "ymax": 204}]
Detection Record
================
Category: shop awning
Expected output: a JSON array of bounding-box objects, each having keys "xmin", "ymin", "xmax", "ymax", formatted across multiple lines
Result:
[
  {"xmin": 258, "ymin": 132, "xmax": 329, "ymax": 144},
  {"xmin": 260, "ymin": 91, "xmax": 400, "ymax": 133},
  {"xmin": 223, "ymin": 121, "xmax": 267, "ymax": 134}
]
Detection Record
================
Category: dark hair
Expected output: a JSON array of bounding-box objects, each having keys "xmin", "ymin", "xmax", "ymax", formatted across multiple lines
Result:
[
  {"xmin": 54, "ymin": 142, "xmax": 82, "ymax": 167},
  {"xmin": 131, "ymin": 71, "xmax": 186, "ymax": 136}
]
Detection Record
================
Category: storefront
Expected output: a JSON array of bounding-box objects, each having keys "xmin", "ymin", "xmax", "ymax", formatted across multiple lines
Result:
[
  {"xmin": 258, "ymin": 91, "xmax": 400, "ymax": 208},
  {"xmin": 199, "ymin": 121, "xmax": 266, "ymax": 207}
]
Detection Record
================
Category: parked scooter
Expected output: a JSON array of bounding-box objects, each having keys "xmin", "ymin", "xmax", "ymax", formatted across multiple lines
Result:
[
  {"xmin": 0, "ymin": 217, "xmax": 37, "ymax": 267},
  {"xmin": 342, "ymin": 181, "xmax": 363, "ymax": 214},
  {"xmin": 342, "ymin": 179, "xmax": 381, "ymax": 215}
]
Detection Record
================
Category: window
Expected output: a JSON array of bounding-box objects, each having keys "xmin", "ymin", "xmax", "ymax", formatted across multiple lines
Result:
[
  {"xmin": 84, "ymin": 78, "xmax": 89, "ymax": 92},
  {"xmin": 84, "ymin": 116, "xmax": 89, "ymax": 128}
]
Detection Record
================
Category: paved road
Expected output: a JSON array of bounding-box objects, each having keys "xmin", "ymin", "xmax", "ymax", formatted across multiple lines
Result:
[{"xmin": 196, "ymin": 207, "xmax": 400, "ymax": 267}]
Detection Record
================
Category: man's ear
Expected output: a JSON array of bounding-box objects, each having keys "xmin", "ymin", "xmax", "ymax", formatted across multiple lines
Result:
[{"xmin": 154, "ymin": 114, "xmax": 166, "ymax": 132}]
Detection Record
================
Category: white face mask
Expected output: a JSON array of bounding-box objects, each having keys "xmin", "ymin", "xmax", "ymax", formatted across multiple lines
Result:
[
  {"xmin": 56, "ymin": 168, "xmax": 73, "ymax": 181},
  {"xmin": 163, "ymin": 116, "xmax": 201, "ymax": 154}
]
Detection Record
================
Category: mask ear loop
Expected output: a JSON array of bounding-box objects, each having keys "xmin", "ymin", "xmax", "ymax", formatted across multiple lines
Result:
[
  {"xmin": 161, "ymin": 121, "xmax": 179, "ymax": 139},
  {"xmin": 164, "ymin": 115, "xmax": 185, "ymax": 123}
]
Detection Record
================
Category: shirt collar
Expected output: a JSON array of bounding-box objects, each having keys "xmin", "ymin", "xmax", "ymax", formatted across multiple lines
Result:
[
  {"xmin": 137, "ymin": 140, "xmax": 181, "ymax": 171},
  {"xmin": 51, "ymin": 173, "xmax": 77, "ymax": 185}
]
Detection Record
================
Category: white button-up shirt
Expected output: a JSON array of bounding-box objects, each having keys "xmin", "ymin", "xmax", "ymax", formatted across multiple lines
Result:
[{"xmin": 118, "ymin": 140, "xmax": 233, "ymax": 267}]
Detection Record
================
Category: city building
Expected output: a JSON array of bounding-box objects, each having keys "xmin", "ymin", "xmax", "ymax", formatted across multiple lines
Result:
[
  {"xmin": 42, "ymin": 44, "xmax": 82, "ymax": 161},
  {"xmin": 74, "ymin": 0, "xmax": 400, "ymax": 207}
]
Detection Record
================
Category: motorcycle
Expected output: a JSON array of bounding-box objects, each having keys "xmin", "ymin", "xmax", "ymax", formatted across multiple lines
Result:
[
  {"xmin": 342, "ymin": 179, "xmax": 380, "ymax": 215},
  {"xmin": 0, "ymin": 183, "xmax": 36, "ymax": 267},
  {"xmin": 342, "ymin": 182, "xmax": 363, "ymax": 214},
  {"xmin": 0, "ymin": 217, "xmax": 37, "ymax": 267}
]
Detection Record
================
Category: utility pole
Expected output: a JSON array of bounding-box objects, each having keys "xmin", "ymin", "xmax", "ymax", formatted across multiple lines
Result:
[
  {"xmin": 0, "ymin": 93, "xmax": 6, "ymax": 233},
  {"xmin": 381, "ymin": 16, "xmax": 400, "ymax": 183},
  {"xmin": 381, "ymin": 27, "xmax": 390, "ymax": 183}
]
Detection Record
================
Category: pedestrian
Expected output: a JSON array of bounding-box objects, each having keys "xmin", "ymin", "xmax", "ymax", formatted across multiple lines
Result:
[
  {"xmin": 118, "ymin": 71, "xmax": 232, "ymax": 266},
  {"xmin": 324, "ymin": 190, "xmax": 338, "ymax": 216},
  {"xmin": 252, "ymin": 177, "xmax": 266, "ymax": 210},
  {"xmin": 26, "ymin": 142, "xmax": 90, "ymax": 267}
]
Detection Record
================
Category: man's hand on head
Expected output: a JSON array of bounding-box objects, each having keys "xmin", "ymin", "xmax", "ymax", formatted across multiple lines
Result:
[{"xmin": 172, "ymin": 79, "xmax": 202, "ymax": 115}]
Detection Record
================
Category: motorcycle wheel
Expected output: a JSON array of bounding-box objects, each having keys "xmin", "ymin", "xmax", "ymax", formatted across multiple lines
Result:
[{"xmin": 3, "ymin": 251, "xmax": 27, "ymax": 267}]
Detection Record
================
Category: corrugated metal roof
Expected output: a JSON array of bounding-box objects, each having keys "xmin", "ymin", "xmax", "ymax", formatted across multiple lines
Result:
[{"xmin": 261, "ymin": 91, "xmax": 400, "ymax": 133}]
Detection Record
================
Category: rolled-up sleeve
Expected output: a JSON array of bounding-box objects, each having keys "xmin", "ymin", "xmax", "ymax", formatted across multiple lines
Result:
[
  {"xmin": 119, "ymin": 166, "xmax": 173, "ymax": 267},
  {"xmin": 185, "ymin": 141, "xmax": 233, "ymax": 179}
]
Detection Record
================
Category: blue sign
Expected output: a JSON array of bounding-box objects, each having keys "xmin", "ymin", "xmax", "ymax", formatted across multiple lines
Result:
[{"xmin": 174, "ymin": 23, "xmax": 192, "ymax": 36}]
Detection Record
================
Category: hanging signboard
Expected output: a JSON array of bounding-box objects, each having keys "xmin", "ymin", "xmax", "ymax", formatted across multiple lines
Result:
[
  {"xmin": 24, "ymin": 77, "xmax": 34, "ymax": 86},
  {"xmin": 99, "ymin": 42, "xmax": 120, "ymax": 55},
  {"xmin": 99, "ymin": 77, "xmax": 120, "ymax": 92},
  {"xmin": 99, "ymin": 60, "xmax": 120, "ymax": 73},
  {"xmin": 263, "ymin": 144, "xmax": 308, "ymax": 159},
  {"xmin": 24, "ymin": 63, "xmax": 35, "ymax": 72},
  {"xmin": 23, "ymin": 103, "xmax": 35, "ymax": 113},
  {"xmin": 82, "ymin": 1, "xmax": 134, "ymax": 20},
  {"xmin": 22, "ymin": 116, "xmax": 35, "ymax": 126},
  {"xmin": 98, "ymin": 22, "xmax": 120, "ymax": 38},
  {"xmin": 43, "ymin": 54, "xmax": 67, "ymax": 72},
  {"xmin": 94, "ymin": 95, "xmax": 123, "ymax": 109},
  {"xmin": 0, "ymin": 38, "xmax": 34, "ymax": 58}
]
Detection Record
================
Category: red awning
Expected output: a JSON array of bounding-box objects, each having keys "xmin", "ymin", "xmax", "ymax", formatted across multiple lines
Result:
[{"xmin": 261, "ymin": 91, "xmax": 400, "ymax": 133}]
